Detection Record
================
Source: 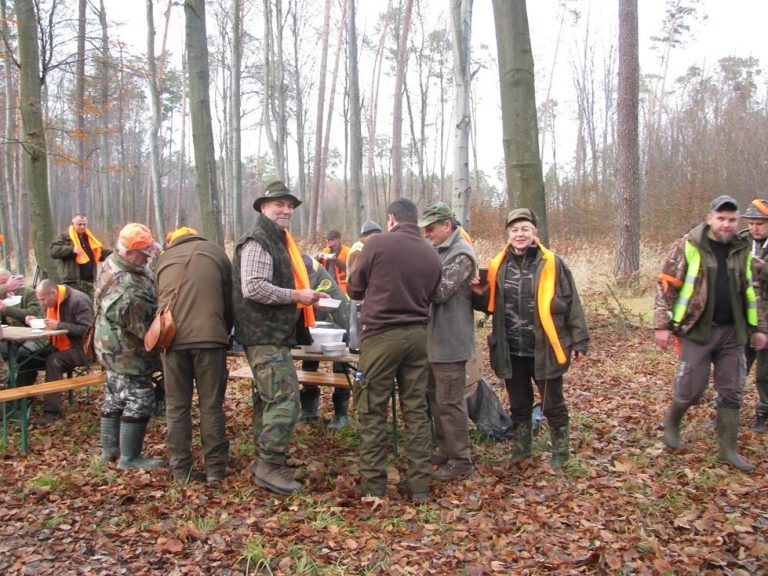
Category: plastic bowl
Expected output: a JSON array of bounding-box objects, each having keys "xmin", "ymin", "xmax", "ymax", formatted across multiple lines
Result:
[
  {"xmin": 29, "ymin": 318, "xmax": 46, "ymax": 329},
  {"xmin": 321, "ymin": 342, "xmax": 346, "ymax": 357},
  {"xmin": 309, "ymin": 327, "xmax": 345, "ymax": 344}
]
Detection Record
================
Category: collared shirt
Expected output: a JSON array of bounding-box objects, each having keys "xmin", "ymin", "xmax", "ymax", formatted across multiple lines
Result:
[{"xmin": 240, "ymin": 238, "xmax": 293, "ymax": 305}]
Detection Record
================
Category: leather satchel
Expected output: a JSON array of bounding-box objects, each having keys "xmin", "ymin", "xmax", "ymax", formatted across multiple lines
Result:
[
  {"xmin": 144, "ymin": 308, "xmax": 176, "ymax": 352},
  {"xmin": 144, "ymin": 241, "xmax": 203, "ymax": 353}
]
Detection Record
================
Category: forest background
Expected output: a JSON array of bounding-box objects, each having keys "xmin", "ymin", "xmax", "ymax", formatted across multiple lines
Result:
[{"xmin": 2, "ymin": 0, "xmax": 767, "ymax": 277}]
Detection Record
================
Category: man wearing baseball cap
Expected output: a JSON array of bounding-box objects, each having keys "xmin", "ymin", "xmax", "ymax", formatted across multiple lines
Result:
[
  {"xmin": 656, "ymin": 195, "xmax": 768, "ymax": 472},
  {"xmin": 94, "ymin": 223, "xmax": 164, "ymax": 469},
  {"xmin": 232, "ymin": 180, "xmax": 325, "ymax": 495},
  {"xmin": 740, "ymin": 198, "xmax": 768, "ymax": 432}
]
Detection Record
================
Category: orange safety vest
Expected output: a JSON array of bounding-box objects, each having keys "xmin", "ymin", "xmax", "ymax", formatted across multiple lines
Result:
[
  {"xmin": 486, "ymin": 240, "xmax": 567, "ymax": 365},
  {"xmin": 46, "ymin": 285, "xmax": 73, "ymax": 351},
  {"xmin": 322, "ymin": 244, "xmax": 350, "ymax": 293}
]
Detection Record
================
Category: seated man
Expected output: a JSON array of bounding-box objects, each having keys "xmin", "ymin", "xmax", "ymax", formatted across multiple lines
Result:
[
  {"xmin": 25, "ymin": 279, "xmax": 93, "ymax": 423},
  {"xmin": 0, "ymin": 268, "xmax": 43, "ymax": 386},
  {"xmin": 299, "ymin": 255, "xmax": 350, "ymax": 429}
]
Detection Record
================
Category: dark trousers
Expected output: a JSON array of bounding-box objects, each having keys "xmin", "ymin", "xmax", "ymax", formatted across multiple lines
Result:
[
  {"xmin": 674, "ymin": 325, "xmax": 745, "ymax": 410},
  {"xmin": 428, "ymin": 361, "xmax": 471, "ymax": 465},
  {"xmin": 355, "ymin": 325, "xmax": 432, "ymax": 495},
  {"xmin": 43, "ymin": 346, "xmax": 88, "ymax": 414},
  {"xmin": 745, "ymin": 345, "xmax": 768, "ymax": 417},
  {"xmin": 505, "ymin": 355, "xmax": 568, "ymax": 428},
  {"xmin": 300, "ymin": 360, "xmax": 350, "ymax": 405},
  {"xmin": 162, "ymin": 347, "xmax": 230, "ymax": 478}
]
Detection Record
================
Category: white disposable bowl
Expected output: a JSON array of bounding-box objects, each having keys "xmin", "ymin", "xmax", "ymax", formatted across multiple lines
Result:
[
  {"xmin": 309, "ymin": 327, "xmax": 345, "ymax": 344},
  {"xmin": 321, "ymin": 342, "xmax": 346, "ymax": 357},
  {"xmin": 29, "ymin": 318, "xmax": 46, "ymax": 329}
]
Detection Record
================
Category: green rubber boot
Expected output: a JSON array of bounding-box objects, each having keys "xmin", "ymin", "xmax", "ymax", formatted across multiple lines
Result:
[
  {"xmin": 511, "ymin": 420, "xmax": 532, "ymax": 462},
  {"xmin": 327, "ymin": 400, "xmax": 349, "ymax": 430},
  {"xmin": 550, "ymin": 425, "xmax": 570, "ymax": 469},
  {"xmin": 663, "ymin": 401, "xmax": 688, "ymax": 449},
  {"xmin": 298, "ymin": 394, "xmax": 320, "ymax": 421},
  {"xmin": 99, "ymin": 416, "xmax": 120, "ymax": 462},
  {"xmin": 716, "ymin": 407, "xmax": 755, "ymax": 473},
  {"xmin": 117, "ymin": 421, "xmax": 165, "ymax": 469}
]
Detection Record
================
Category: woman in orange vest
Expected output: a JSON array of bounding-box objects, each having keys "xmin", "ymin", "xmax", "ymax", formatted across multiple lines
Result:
[{"xmin": 473, "ymin": 208, "xmax": 589, "ymax": 469}]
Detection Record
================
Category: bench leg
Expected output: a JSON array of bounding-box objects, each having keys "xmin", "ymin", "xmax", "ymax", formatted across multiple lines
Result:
[
  {"xmin": 21, "ymin": 398, "xmax": 29, "ymax": 453},
  {"xmin": 2, "ymin": 402, "xmax": 7, "ymax": 452}
]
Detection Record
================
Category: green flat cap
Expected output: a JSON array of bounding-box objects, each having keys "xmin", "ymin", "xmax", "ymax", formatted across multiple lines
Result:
[
  {"xmin": 253, "ymin": 180, "xmax": 303, "ymax": 212},
  {"xmin": 418, "ymin": 202, "xmax": 455, "ymax": 227},
  {"xmin": 505, "ymin": 208, "xmax": 538, "ymax": 227}
]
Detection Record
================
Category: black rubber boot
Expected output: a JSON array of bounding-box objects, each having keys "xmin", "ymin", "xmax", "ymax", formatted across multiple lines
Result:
[
  {"xmin": 99, "ymin": 416, "xmax": 120, "ymax": 462},
  {"xmin": 717, "ymin": 407, "xmax": 755, "ymax": 473},
  {"xmin": 663, "ymin": 401, "xmax": 688, "ymax": 449},
  {"xmin": 117, "ymin": 421, "xmax": 165, "ymax": 469},
  {"xmin": 298, "ymin": 394, "xmax": 320, "ymax": 421},
  {"xmin": 327, "ymin": 400, "xmax": 349, "ymax": 430}
]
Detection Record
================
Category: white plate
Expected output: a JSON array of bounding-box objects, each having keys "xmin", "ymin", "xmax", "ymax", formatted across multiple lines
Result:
[{"xmin": 317, "ymin": 298, "xmax": 341, "ymax": 310}]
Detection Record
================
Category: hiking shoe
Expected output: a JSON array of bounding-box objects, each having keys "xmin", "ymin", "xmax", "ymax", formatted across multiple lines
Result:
[
  {"xmin": 253, "ymin": 460, "xmax": 302, "ymax": 495},
  {"xmin": 351, "ymin": 483, "xmax": 385, "ymax": 498},
  {"xmin": 430, "ymin": 449, "xmax": 448, "ymax": 466},
  {"xmin": 432, "ymin": 462, "xmax": 473, "ymax": 481},
  {"xmin": 38, "ymin": 411, "xmax": 62, "ymax": 425}
]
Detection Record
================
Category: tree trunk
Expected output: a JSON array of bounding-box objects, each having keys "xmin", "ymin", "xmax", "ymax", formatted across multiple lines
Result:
[
  {"xmin": 451, "ymin": 0, "xmax": 473, "ymax": 228},
  {"xmin": 309, "ymin": 0, "xmax": 332, "ymax": 242},
  {"xmin": 185, "ymin": 0, "xmax": 223, "ymax": 245},
  {"xmin": 2, "ymin": 0, "xmax": 24, "ymax": 272},
  {"xmin": 288, "ymin": 0, "xmax": 307, "ymax": 237},
  {"xmin": 97, "ymin": 0, "xmax": 113, "ymax": 235},
  {"xmin": 15, "ymin": 0, "xmax": 56, "ymax": 279},
  {"xmin": 390, "ymin": 0, "xmax": 415, "ymax": 200},
  {"xmin": 75, "ymin": 0, "xmax": 87, "ymax": 214},
  {"xmin": 146, "ymin": 0, "xmax": 167, "ymax": 240},
  {"xmin": 346, "ymin": 0, "xmax": 363, "ymax": 235},
  {"xmin": 614, "ymin": 0, "xmax": 640, "ymax": 281},
  {"xmin": 230, "ymin": 0, "xmax": 243, "ymax": 240},
  {"xmin": 492, "ymin": 0, "xmax": 548, "ymax": 243}
]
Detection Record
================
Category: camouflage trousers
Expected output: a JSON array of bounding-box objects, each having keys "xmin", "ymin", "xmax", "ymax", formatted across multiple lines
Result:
[
  {"xmin": 245, "ymin": 345, "xmax": 299, "ymax": 465},
  {"xmin": 101, "ymin": 371, "xmax": 156, "ymax": 422},
  {"xmin": 0, "ymin": 354, "xmax": 7, "ymax": 387}
]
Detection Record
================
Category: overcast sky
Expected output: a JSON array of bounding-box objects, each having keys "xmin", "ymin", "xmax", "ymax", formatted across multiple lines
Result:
[{"xmin": 104, "ymin": 0, "xmax": 768, "ymax": 188}]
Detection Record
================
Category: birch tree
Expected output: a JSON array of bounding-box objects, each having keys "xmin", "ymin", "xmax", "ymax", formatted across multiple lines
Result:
[{"xmin": 451, "ymin": 0, "xmax": 473, "ymax": 227}]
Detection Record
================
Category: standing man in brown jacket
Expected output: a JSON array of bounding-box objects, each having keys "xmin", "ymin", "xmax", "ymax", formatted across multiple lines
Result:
[{"xmin": 155, "ymin": 227, "xmax": 233, "ymax": 483}]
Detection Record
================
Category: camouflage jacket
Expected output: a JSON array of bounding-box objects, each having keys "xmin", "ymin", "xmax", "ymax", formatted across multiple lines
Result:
[
  {"xmin": 654, "ymin": 223, "xmax": 768, "ymax": 345},
  {"xmin": 94, "ymin": 253, "xmax": 159, "ymax": 376},
  {"xmin": 738, "ymin": 228, "xmax": 768, "ymax": 309}
]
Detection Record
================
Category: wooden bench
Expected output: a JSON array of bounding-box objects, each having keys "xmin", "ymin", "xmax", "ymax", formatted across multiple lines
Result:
[
  {"xmin": 0, "ymin": 372, "xmax": 106, "ymax": 453},
  {"xmin": 228, "ymin": 366, "xmax": 350, "ymax": 387}
]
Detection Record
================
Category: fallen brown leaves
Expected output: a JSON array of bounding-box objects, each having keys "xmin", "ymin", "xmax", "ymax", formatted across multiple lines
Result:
[{"xmin": 0, "ymin": 316, "xmax": 766, "ymax": 575}]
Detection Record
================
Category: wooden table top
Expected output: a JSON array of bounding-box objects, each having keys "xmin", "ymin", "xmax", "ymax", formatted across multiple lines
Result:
[
  {"xmin": 1, "ymin": 326, "xmax": 68, "ymax": 341},
  {"xmin": 291, "ymin": 348, "xmax": 359, "ymax": 363}
]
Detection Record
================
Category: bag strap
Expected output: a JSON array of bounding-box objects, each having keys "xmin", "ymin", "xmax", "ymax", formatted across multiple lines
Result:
[{"xmin": 165, "ymin": 241, "xmax": 204, "ymax": 314}]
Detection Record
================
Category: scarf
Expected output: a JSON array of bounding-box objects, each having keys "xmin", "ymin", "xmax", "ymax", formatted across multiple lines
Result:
[
  {"xmin": 69, "ymin": 225, "xmax": 103, "ymax": 265},
  {"xmin": 284, "ymin": 230, "xmax": 315, "ymax": 327},
  {"xmin": 486, "ymin": 239, "xmax": 567, "ymax": 365},
  {"xmin": 46, "ymin": 285, "xmax": 73, "ymax": 351}
]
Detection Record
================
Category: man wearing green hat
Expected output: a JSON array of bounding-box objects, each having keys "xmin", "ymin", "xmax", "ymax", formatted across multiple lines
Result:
[
  {"xmin": 655, "ymin": 195, "xmax": 768, "ymax": 473},
  {"xmin": 419, "ymin": 202, "xmax": 477, "ymax": 481},
  {"xmin": 740, "ymin": 198, "xmax": 768, "ymax": 432},
  {"xmin": 232, "ymin": 180, "xmax": 324, "ymax": 495}
]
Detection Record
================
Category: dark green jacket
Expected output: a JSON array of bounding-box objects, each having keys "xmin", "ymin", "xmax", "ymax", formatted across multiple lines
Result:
[
  {"xmin": 480, "ymin": 244, "xmax": 589, "ymax": 380},
  {"xmin": 655, "ymin": 223, "xmax": 767, "ymax": 345},
  {"xmin": 49, "ymin": 232, "xmax": 111, "ymax": 284},
  {"xmin": 232, "ymin": 214, "xmax": 299, "ymax": 348},
  {"xmin": 1, "ymin": 287, "xmax": 42, "ymax": 326}
]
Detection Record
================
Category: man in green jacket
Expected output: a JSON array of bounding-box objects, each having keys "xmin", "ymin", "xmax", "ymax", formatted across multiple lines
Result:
[
  {"xmin": 655, "ymin": 195, "xmax": 768, "ymax": 473},
  {"xmin": 49, "ymin": 214, "xmax": 112, "ymax": 300},
  {"xmin": 739, "ymin": 198, "xmax": 768, "ymax": 432},
  {"xmin": 155, "ymin": 227, "xmax": 233, "ymax": 483}
]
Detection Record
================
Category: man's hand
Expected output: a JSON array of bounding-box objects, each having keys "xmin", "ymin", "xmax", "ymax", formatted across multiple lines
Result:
[
  {"xmin": 469, "ymin": 276, "xmax": 487, "ymax": 296},
  {"xmin": 752, "ymin": 256, "xmax": 766, "ymax": 272},
  {"xmin": 73, "ymin": 247, "xmax": 82, "ymax": 256},
  {"xmin": 44, "ymin": 318, "xmax": 59, "ymax": 330},
  {"xmin": 4, "ymin": 275, "xmax": 24, "ymax": 293},
  {"xmin": 753, "ymin": 332, "xmax": 768, "ymax": 351},
  {"xmin": 572, "ymin": 350, "xmax": 586, "ymax": 361},
  {"xmin": 294, "ymin": 288, "xmax": 322, "ymax": 306},
  {"xmin": 655, "ymin": 329, "xmax": 672, "ymax": 349}
]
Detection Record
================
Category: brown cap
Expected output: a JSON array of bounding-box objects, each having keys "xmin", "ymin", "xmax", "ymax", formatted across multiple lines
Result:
[{"xmin": 505, "ymin": 208, "xmax": 538, "ymax": 227}]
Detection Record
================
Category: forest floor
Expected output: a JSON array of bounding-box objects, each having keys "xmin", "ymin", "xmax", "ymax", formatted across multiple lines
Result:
[{"xmin": 1, "ymin": 247, "xmax": 767, "ymax": 575}]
